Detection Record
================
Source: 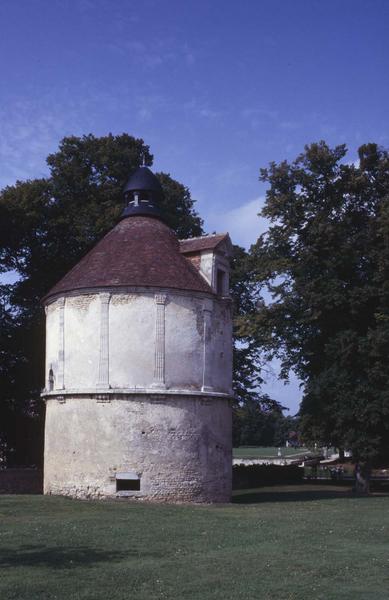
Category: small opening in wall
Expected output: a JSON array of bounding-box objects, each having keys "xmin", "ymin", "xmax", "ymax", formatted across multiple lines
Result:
[
  {"xmin": 116, "ymin": 478, "xmax": 140, "ymax": 492},
  {"xmin": 115, "ymin": 471, "xmax": 141, "ymax": 493},
  {"xmin": 48, "ymin": 368, "xmax": 54, "ymax": 391},
  {"xmin": 216, "ymin": 269, "xmax": 226, "ymax": 295}
]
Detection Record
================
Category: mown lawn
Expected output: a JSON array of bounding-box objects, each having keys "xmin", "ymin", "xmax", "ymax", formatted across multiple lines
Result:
[
  {"xmin": 233, "ymin": 446, "xmax": 312, "ymax": 459},
  {"xmin": 1, "ymin": 486, "xmax": 389, "ymax": 600}
]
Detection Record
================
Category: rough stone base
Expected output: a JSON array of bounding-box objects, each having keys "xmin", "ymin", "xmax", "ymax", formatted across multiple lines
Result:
[{"xmin": 44, "ymin": 394, "xmax": 232, "ymax": 503}]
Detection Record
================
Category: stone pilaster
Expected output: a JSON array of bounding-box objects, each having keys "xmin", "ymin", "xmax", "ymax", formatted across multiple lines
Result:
[
  {"xmin": 152, "ymin": 294, "xmax": 167, "ymax": 389},
  {"xmin": 57, "ymin": 297, "xmax": 65, "ymax": 390},
  {"xmin": 201, "ymin": 299, "xmax": 214, "ymax": 392},
  {"xmin": 97, "ymin": 292, "xmax": 111, "ymax": 389}
]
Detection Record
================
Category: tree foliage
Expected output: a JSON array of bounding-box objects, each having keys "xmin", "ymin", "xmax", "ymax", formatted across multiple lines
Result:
[
  {"xmin": 233, "ymin": 401, "xmax": 299, "ymax": 447},
  {"xmin": 230, "ymin": 245, "xmax": 264, "ymax": 404},
  {"xmin": 230, "ymin": 243, "xmax": 283, "ymax": 446},
  {"xmin": 241, "ymin": 141, "xmax": 389, "ymax": 463}
]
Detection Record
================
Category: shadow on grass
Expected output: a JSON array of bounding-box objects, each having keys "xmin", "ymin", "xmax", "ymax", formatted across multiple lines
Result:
[
  {"xmin": 232, "ymin": 484, "xmax": 389, "ymax": 504},
  {"xmin": 0, "ymin": 545, "xmax": 147, "ymax": 569}
]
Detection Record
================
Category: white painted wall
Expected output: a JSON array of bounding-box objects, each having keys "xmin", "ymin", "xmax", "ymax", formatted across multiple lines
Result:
[
  {"xmin": 44, "ymin": 288, "xmax": 232, "ymax": 396},
  {"xmin": 65, "ymin": 295, "xmax": 100, "ymax": 388},
  {"xmin": 109, "ymin": 294, "xmax": 155, "ymax": 389}
]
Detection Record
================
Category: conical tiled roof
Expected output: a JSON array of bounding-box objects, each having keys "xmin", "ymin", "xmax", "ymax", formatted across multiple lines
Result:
[{"xmin": 43, "ymin": 216, "xmax": 213, "ymax": 302}]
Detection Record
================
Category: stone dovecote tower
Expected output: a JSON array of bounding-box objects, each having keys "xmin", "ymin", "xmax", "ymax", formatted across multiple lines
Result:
[{"xmin": 42, "ymin": 165, "xmax": 233, "ymax": 502}]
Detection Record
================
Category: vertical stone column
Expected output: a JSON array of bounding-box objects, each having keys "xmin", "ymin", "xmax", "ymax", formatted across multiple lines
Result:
[
  {"xmin": 201, "ymin": 299, "xmax": 214, "ymax": 392},
  {"xmin": 97, "ymin": 292, "xmax": 111, "ymax": 389},
  {"xmin": 152, "ymin": 294, "xmax": 167, "ymax": 389},
  {"xmin": 57, "ymin": 297, "xmax": 65, "ymax": 390}
]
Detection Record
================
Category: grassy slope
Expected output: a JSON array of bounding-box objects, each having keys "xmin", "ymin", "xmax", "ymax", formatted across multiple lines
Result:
[{"xmin": 1, "ymin": 488, "xmax": 389, "ymax": 600}]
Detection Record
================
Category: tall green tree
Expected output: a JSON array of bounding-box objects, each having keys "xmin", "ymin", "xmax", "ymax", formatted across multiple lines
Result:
[
  {"xmin": 230, "ymin": 244, "xmax": 281, "ymax": 445},
  {"xmin": 241, "ymin": 141, "xmax": 389, "ymax": 463},
  {"xmin": 0, "ymin": 133, "xmax": 203, "ymax": 465}
]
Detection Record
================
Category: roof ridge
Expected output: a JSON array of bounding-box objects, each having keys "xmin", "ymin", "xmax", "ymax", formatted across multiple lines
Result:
[{"xmin": 179, "ymin": 232, "xmax": 228, "ymax": 242}]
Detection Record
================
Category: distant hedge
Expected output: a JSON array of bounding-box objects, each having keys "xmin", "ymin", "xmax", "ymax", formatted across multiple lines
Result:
[{"xmin": 233, "ymin": 464, "xmax": 304, "ymax": 489}]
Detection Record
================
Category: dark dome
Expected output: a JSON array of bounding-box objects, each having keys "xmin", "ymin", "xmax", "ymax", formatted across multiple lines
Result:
[
  {"xmin": 123, "ymin": 166, "xmax": 163, "ymax": 195},
  {"xmin": 121, "ymin": 166, "xmax": 163, "ymax": 220}
]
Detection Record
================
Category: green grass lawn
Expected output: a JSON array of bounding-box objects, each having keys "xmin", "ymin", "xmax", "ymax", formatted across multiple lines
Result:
[
  {"xmin": 1, "ymin": 486, "xmax": 389, "ymax": 600},
  {"xmin": 233, "ymin": 446, "xmax": 312, "ymax": 459}
]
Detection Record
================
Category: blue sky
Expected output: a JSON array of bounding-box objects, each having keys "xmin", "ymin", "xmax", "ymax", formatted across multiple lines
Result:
[{"xmin": 1, "ymin": 0, "xmax": 388, "ymax": 413}]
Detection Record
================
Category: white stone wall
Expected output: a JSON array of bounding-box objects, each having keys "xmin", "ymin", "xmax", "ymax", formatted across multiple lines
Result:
[
  {"xmin": 109, "ymin": 294, "xmax": 155, "ymax": 389},
  {"xmin": 198, "ymin": 242, "xmax": 231, "ymax": 295},
  {"xmin": 44, "ymin": 289, "xmax": 232, "ymax": 395},
  {"xmin": 199, "ymin": 250, "xmax": 214, "ymax": 286},
  {"xmin": 44, "ymin": 394, "xmax": 232, "ymax": 502}
]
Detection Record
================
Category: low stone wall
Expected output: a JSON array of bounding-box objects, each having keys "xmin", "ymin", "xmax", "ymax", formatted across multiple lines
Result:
[{"xmin": 0, "ymin": 469, "xmax": 43, "ymax": 494}]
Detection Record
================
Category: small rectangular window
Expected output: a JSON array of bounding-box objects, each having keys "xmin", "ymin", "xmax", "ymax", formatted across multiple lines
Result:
[
  {"xmin": 116, "ymin": 471, "xmax": 141, "ymax": 493},
  {"xmin": 116, "ymin": 478, "xmax": 140, "ymax": 492},
  {"xmin": 217, "ymin": 269, "xmax": 226, "ymax": 295}
]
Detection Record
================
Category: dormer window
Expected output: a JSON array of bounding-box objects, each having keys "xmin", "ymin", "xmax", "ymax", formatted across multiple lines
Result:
[
  {"xmin": 179, "ymin": 233, "xmax": 233, "ymax": 297},
  {"xmin": 217, "ymin": 269, "xmax": 227, "ymax": 296}
]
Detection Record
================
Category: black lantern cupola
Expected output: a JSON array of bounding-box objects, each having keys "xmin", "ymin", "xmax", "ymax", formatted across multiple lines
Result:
[{"xmin": 121, "ymin": 165, "xmax": 164, "ymax": 220}]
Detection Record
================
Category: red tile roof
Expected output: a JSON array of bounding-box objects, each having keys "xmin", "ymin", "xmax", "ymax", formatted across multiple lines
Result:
[
  {"xmin": 44, "ymin": 217, "xmax": 214, "ymax": 302},
  {"xmin": 179, "ymin": 233, "xmax": 228, "ymax": 254}
]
